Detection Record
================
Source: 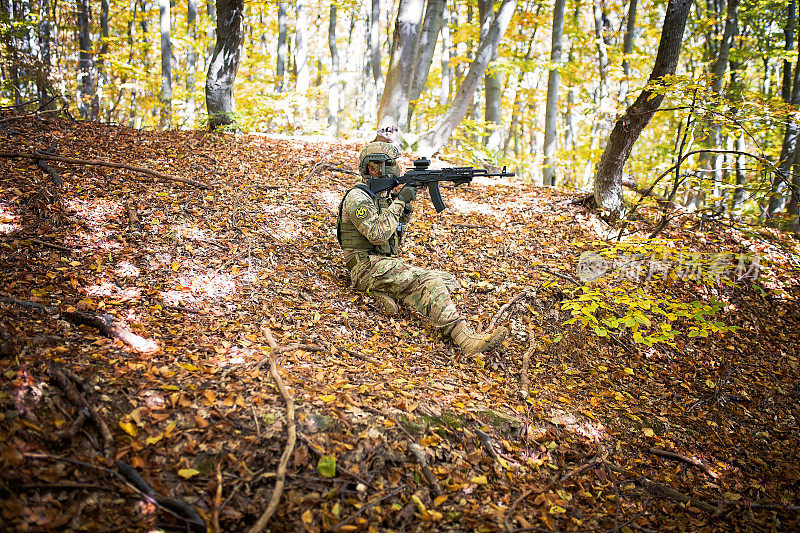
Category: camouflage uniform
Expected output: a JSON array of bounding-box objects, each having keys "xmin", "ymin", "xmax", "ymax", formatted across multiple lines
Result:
[
  {"xmin": 338, "ymin": 186, "xmax": 462, "ymax": 333},
  {"xmin": 336, "ymin": 141, "xmax": 507, "ymax": 355}
]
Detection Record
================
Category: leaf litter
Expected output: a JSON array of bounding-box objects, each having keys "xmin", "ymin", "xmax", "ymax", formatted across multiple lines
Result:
[{"xmin": 0, "ymin": 114, "xmax": 799, "ymax": 531}]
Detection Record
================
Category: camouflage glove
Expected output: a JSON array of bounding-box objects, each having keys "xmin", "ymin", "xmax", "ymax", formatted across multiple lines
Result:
[{"xmin": 396, "ymin": 184, "xmax": 417, "ymax": 204}]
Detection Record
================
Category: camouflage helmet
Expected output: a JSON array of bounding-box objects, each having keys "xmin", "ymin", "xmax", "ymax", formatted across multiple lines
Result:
[{"xmin": 358, "ymin": 142, "xmax": 401, "ymax": 178}]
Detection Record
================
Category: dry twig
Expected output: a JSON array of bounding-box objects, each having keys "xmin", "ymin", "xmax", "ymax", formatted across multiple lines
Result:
[
  {"xmin": 518, "ymin": 323, "xmax": 536, "ymax": 400},
  {"xmin": 488, "ymin": 289, "xmax": 531, "ymax": 332},
  {"xmin": 648, "ymin": 448, "xmax": 719, "ymax": 479},
  {"xmin": 247, "ymin": 326, "xmax": 297, "ymax": 533},
  {"xmin": 407, "ymin": 442, "xmax": 442, "ymax": 495},
  {"xmin": 0, "ymin": 151, "xmax": 209, "ymax": 188}
]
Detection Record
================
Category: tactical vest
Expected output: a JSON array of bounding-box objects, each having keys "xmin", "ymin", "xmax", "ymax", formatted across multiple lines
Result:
[{"xmin": 336, "ymin": 184, "xmax": 399, "ymax": 255}]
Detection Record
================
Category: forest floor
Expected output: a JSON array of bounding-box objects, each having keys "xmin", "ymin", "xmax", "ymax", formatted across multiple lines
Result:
[{"xmin": 1, "ymin": 113, "xmax": 800, "ymax": 532}]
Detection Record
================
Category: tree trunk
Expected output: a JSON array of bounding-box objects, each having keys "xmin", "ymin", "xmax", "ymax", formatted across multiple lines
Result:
[
  {"xmin": 479, "ymin": 0, "xmax": 503, "ymax": 150},
  {"xmin": 205, "ymin": 0, "xmax": 244, "ymax": 130},
  {"xmin": 593, "ymin": 0, "xmax": 609, "ymax": 103},
  {"xmin": 439, "ymin": 2, "xmax": 452, "ymax": 105},
  {"xmin": 783, "ymin": 0, "xmax": 796, "ymax": 103},
  {"xmin": 159, "ymin": 0, "xmax": 172, "ymax": 128},
  {"xmin": 407, "ymin": 0, "xmax": 446, "ymax": 128},
  {"xmin": 417, "ymin": 0, "xmax": 517, "ymax": 156},
  {"xmin": 543, "ymin": 0, "xmax": 566, "ymax": 187},
  {"xmin": 37, "ymin": 0, "xmax": 52, "ymax": 104},
  {"xmin": 767, "ymin": 3, "xmax": 800, "ymax": 220},
  {"xmin": 206, "ymin": 0, "xmax": 215, "ymax": 60},
  {"xmin": 593, "ymin": 0, "xmax": 693, "ymax": 220},
  {"xmin": 276, "ymin": 1, "xmax": 287, "ymax": 92},
  {"xmin": 75, "ymin": 0, "xmax": 97, "ymax": 119},
  {"xmin": 370, "ymin": 0, "xmax": 384, "ymax": 90},
  {"xmin": 295, "ymin": 0, "xmax": 309, "ymax": 93},
  {"xmin": 377, "ymin": 0, "xmax": 425, "ymax": 129},
  {"xmin": 327, "ymin": 4, "xmax": 340, "ymax": 131},
  {"xmin": 709, "ymin": 0, "xmax": 739, "ymax": 212},
  {"xmin": 619, "ymin": 0, "xmax": 637, "ymax": 103},
  {"xmin": 186, "ymin": 0, "xmax": 197, "ymax": 127}
]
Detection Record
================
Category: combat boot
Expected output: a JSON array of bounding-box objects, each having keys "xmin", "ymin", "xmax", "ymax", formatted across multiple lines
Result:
[
  {"xmin": 372, "ymin": 292, "xmax": 399, "ymax": 316},
  {"xmin": 450, "ymin": 321, "xmax": 507, "ymax": 356}
]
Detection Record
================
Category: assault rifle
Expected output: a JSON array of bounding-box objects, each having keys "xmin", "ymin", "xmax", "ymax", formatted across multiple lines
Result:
[{"xmin": 367, "ymin": 157, "xmax": 516, "ymax": 213}]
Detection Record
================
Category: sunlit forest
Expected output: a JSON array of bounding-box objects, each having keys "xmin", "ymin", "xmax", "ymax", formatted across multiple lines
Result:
[
  {"xmin": 1, "ymin": 0, "xmax": 798, "ymax": 224},
  {"xmin": 2, "ymin": 0, "xmax": 800, "ymax": 531}
]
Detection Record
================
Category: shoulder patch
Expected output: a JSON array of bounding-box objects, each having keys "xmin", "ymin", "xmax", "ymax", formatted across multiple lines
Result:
[{"xmin": 354, "ymin": 205, "xmax": 368, "ymax": 220}]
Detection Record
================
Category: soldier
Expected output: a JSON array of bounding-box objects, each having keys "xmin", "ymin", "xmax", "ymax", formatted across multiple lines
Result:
[{"xmin": 336, "ymin": 127, "xmax": 507, "ymax": 356}]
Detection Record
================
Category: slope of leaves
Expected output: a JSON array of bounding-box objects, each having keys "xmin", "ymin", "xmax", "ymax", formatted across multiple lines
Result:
[{"xmin": 1, "ymin": 114, "xmax": 799, "ymax": 532}]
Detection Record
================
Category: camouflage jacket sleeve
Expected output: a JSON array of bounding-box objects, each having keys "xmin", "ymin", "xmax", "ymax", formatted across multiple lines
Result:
[{"xmin": 344, "ymin": 188, "xmax": 405, "ymax": 245}]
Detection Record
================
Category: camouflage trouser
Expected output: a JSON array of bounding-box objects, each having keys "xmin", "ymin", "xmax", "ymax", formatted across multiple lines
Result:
[{"xmin": 349, "ymin": 255, "xmax": 462, "ymax": 332}]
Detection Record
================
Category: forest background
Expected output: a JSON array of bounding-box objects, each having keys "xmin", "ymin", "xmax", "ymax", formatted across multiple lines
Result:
[{"xmin": 4, "ymin": 0, "xmax": 800, "ymax": 226}]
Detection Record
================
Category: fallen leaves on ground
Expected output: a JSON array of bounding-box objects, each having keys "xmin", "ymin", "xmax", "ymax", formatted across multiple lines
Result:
[{"xmin": 0, "ymin": 113, "xmax": 799, "ymax": 532}]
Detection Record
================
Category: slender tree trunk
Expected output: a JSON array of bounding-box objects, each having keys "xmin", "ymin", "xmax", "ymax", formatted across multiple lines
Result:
[
  {"xmin": 593, "ymin": 0, "xmax": 609, "ymax": 103},
  {"xmin": 417, "ymin": 0, "xmax": 517, "ymax": 156},
  {"xmin": 206, "ymin": 0, "xmax": 215, "ymax": 60},
  {"xmin": 185, "ymin": 0, "xmax": 197, "ymax": 127},
  {"xmin": 709, "ymin": 0, "xmax": 738, "ymax": 212},
  {"xmin": 783, "ymin": 0, "xmax": 796, "ymax": 102},
  {"xmin": 479, "ymin": 0, "xmax": 503, "ymax": 150},
  {"xmin": 75, "ymin": 0, "xmax": 96, "ymax": 119},
  {"xmin": 205, "ymin": 0, "xmax": 244, "ymax": 130},
  {"xmin": 327, "ymin": 4, "xmax": 340, "ymax": 131},
  {"xmin": 439, "ymin": 3, "xmax": 452, "ymax": 105},
  {"xmin": 376, "ymin": 0, "xmax": 425, "ymax": 129},
  {"xmin": 767, "ymin": 3, "xmax": 800, "ymax": 219},
  {"xmin": 370, "ymin": 0, "xmax": 384, "ymax": 91},
  {"xmin": 619, "ymin": 0, "xmax": 637, "ymax": 103},
  {"xmin": 407, "ymin": 0, "xmax": 446, "ymax": 128},
  {"xmin": 36, "ymin": 0, "xmax": 51, "ymax": 103},
  {"xmin": 276, "ymin": 2, "xmax": 287, "ymax": 92},
  {"xmin": 295, "ymin": 0, "xmax": 309, "ymax": 93},
  {"xmin": 159, "ymin": 0, "xmax": 172, "ymax": 128},
  {"xmin": 543, "ymin": 0, "xmax": 566, "ymax": 186},
  {"xmin": 593, "ymin": 0, "xmax": 693, "ymax": 220}
]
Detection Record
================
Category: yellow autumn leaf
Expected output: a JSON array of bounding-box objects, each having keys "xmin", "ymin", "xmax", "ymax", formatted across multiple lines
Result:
[
  {"xmin": 301, "ymin": 509, "xmax": 313, "ymax": 524},
  {"xmin": 319, "ymin": 394, "xmax": 336, "ymax": 403},
  {"xmin": 178, "ymin": 468, "xmax": 200, "ymax": 479},
  {"xmin": 433, "ymin": 495, "xmax": 448, "ymax": 506},
  {"xmin": 624, "ymin": 367, "xmax": 634, "ymax": 375},
  {"xmin": 119, "ymin": 420, "xmax": 138, "ymax": 437},
  {"xmin": 470, "ymin": 475, "xmax": 488, "ymax": 485},
  {"xmin": 171, "ymin": 261, "xmax": 180, "ymax": 271},
  {"xmin": 643, "ymin": 427, "xmax": 655, "ymax": 438},
  {"xmin": 146, "ymin": 433, "xmax": 163, "ymax": 445},
  {"xmin": 549, "ymin": 505, "xmax": 567, "ymax": 514}
]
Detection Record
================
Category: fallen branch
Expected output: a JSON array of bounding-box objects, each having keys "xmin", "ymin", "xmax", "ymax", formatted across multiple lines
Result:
[
  {"xmin": 0, "ymin": 151, "xmax": 209, "ymax": 188},
  {"xmin": 36, "ymin": 143, "xmax": 63, "ymax": 188},
  {"xmin": 115, "ymin": 461, "xmax": 206, "ymax": 530},
  {"xmin": 0, "ymin": 105, "xmax": 66, "ymax": 124},
  {"xmin": 23, "ymin": 237, "xmax": 72, "ymax": 253},
  {"xmin": 648, "ymin": 448, "xmax": 719, "ymax": 480},
  {"xmin": 407, "ymin": 442, "xmax": 443, "ymax": 496},
  {"xmin": 24, "ymin": 453, "xmax": 205, "ymax": 530},
  {"xmin": 47, "ymin": 364, "xmax": 114, "ymax": 449},
  {"xmin": 518, "ymin": 324, "xmax": 535, "ymax": 400},
  {"xmin": 332, "ymin": 485, "xmax": 406, "ymax": 532},
  {"xmin": 212, "ymin": 461, "xmax": 223, "ymax": 533},
  {"xmin": 63, "ymin": 310, "xmax": 160, "ymax": 355},
  {"xmin": 488, "ymin": 289, "xmax": 531, "ymax": 332},
  {"xmin": 247, "ymin": 326, "xmax": 297, "ymax": 533},
  {"xmin": 53, "ymin": 406, "xmax": 89, "ymax": 442},
  {"xmin": 537, "ymin": 267, "xmax": 581, "ymax": 286},
  {"xmin": 604, "ymin": 461, "xmax": 719, "ymax": 515}
]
